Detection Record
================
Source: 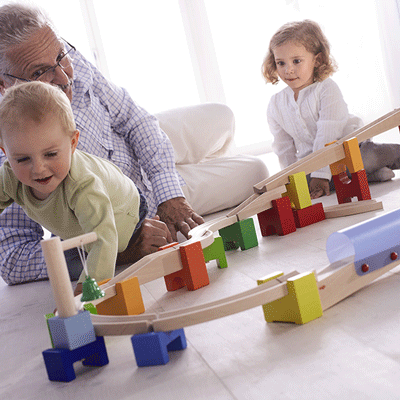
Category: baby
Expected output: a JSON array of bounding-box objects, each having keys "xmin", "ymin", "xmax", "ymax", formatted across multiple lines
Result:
[{"xmin": 0, "ymin": 81, "xmax": 149, "ymax": 285}]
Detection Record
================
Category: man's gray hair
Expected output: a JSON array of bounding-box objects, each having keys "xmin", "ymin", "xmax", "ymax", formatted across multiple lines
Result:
[{"xmin": 0, "ymin": 3, "xmax": 55, "ymax": 74}]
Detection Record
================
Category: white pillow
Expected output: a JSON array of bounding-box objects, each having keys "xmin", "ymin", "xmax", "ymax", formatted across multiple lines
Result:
[{"xmin": 155, "ymin": 103, "xmax": 235, "ymax": 165}]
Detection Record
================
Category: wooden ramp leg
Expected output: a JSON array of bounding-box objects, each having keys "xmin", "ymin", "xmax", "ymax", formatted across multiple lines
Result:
[
  {"xmin": 219, "ymin": 218, "xmax": 258, "ymax": 250},
  {"xmin": 293, "ymin": 203, "xmax": 325, "ymax": 228},
  {"xmin": 257, "ymin": 196, "xmax": 296, "ymax": 236},
  {"xmin": 131, "ymin": 329, "xmax": 187, "ymax": 367},
  {"xmin": 203, "ymin": 236, "xmax": 228, "ymax": 269},
  {"xmin": 332, "ymin": 170, "xmax": 371, "ymax": 204},
  {"xmin": 42, "ymin": 336, "xmax": 109, "ymax": 382},
  {"xmin": 47, "ymin": 310, "xmax": 96, "ymax": 350},
  {"xmin": 96, "ymin": 276, "xmax": 145, "ymax": 316},
  {"xmin": 164, "ymin": 241, "xmax": 210, "ymax": 291},
  {"xmin": 257, "ymin": 271, "xmax": 323, "ymax": 324}
]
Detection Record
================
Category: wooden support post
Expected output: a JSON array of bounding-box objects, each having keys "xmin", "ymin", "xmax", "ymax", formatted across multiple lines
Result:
[
  {"xmin": 293, "ymin": 203, "xmax": 325, "ymax": 228},
  {"xmin": 41, "ymin": 236, "xmax": 77, "ymax": 319},
  {"xmin": 131, "ymin": 329, "xmax": 187, "ymax": 367},
  {"xmin": 332, "ymin": 170, "xmax": 371, "ymax": 204},
  {"xmin": 96, "ymin": 276, "xmax": 145, "ymax": 316},
  {"xmin": 203, "ymin": 236, "xmax": 228, "ymax": 269},
  {"xmin": 284, "ymin": 171, "xmax": 312, "ymax": 210},
  {"xmin": 258, "ymin": 271, "xmax": 323, "ymax": 324},
  {"xmin": 42, "ymin": 336, "xmax": 109, "ymax": 382},
  {"xmin": 329, "ymin": 137, "xmax": 364, "ymax": 175},
  {"xmin": 219, "ymin": 218, "xmax": 258, "ymax": 250},
  {"xmin": 257, "ymin": 196, "xmax": 296, "ymax": 236},
  {"xmin": 164, "ymin": 241, "xmax": 210, "ymax": 291}
]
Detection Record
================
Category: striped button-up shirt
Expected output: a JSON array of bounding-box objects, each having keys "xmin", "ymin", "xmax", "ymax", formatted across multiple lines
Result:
[{"xmin": 0, "ymin": 46, "xmax": 184, "ymax": 285}]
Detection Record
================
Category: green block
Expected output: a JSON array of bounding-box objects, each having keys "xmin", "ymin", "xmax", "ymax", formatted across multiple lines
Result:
[
  {"xmin": 83, "ymin": 303, "xmax": 98, "ymax": 314},
  {"xmin": 203, "ymin": 236, "xmax": 228, "ymax": 269},
  {"xmin": 218, "ymin": 223, "xmax": 239, "ymax": 250},
  {"xmin": 45, "ymin": 313, "xmax": 56, "ymax": 348},
  {"xmin": 219, "ymin": 218, "xmax": 258, "ymax": 251}
]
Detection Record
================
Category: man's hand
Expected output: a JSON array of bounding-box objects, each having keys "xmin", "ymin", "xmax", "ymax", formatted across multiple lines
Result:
[
  {"xmin": 309, "ymin": 177, "xmax": 330, "ymax": 199},
  {"xmin": 116, "ymin": 216, "xmax": 172, "ymax": 266},
  {"xmin": 157, "ymin": 197, "xmax": 204, "ymax": 241}
]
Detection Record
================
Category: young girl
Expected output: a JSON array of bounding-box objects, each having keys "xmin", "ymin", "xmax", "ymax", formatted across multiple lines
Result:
[{"xmin": 262, "ymin": 20, "xmax": 364, "ymax": 199}]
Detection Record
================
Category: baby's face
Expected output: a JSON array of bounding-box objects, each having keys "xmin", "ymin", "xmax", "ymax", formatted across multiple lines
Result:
[
  {"xmin": 273, "ymin": 41, "xmax": 319, "ymax": 98},
  {"xmin": 1, "ymin": 116, "xmax": 78, "ymax": 200}
]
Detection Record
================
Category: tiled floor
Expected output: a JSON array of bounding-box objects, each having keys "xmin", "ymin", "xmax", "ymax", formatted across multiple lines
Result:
[{"xmin": 3, "ymin": 170, "xmax": 400, "ymax": 399}]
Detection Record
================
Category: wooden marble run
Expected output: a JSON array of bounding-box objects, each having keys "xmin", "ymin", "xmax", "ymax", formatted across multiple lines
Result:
[{"xmin": 41, "ymin": 109, "xmax": 400, "ymax": 382}]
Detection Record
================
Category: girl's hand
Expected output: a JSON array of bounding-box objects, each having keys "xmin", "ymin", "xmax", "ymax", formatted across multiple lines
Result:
[{"xmin": 309, "ymin": 177, "xmax": 330, "ymax": 199}]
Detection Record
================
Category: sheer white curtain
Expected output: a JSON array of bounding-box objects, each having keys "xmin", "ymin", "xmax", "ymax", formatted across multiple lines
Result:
[
  {"xmin": 203, "ymin": 0, "xmax": 396, "ymax": 148},
  {"xmin": 296, "ymin": 0, "xmax": 394, "ymax": 144},
  {"xmin": 375, "ymin": 0, "xmax": 400, "ymax": 109},
  {"xmin": 0, "ymin": 0, "xmax": 94, "ymax": 65},
  {"xmin": 3, "ymin": 0, "xmax": 397, "ymax": 148}
]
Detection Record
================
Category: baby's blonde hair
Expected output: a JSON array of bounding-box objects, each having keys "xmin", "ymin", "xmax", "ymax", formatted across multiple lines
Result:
[
  {"xmin": 0, "ymin": 81, "xmax": 76, "ymax": 146},
  {"xmin": 262, "ymin": 19, "xmax": 337, "ymax": 85}
]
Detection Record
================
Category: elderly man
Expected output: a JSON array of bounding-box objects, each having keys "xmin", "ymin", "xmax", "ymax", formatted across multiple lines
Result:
[
  {"xmin": 0, "ymin": 3, "xmax": 270, "ymax": 287},
  {"xmin": 0, "ymin": 3, "xmax": 206, "ymax": 285}
]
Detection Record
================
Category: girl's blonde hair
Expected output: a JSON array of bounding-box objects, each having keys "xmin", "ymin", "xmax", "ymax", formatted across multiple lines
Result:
[
  {"xmin": 0, "ymin": 81, "xmax": 76, "ymax": 146},
  {"xmin": 262, "ymin": 20, "xmax": 337, "ymax": 85}
]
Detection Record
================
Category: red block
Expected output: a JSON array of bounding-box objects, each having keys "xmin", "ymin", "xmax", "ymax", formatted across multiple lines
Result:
[
  {"xmin": 292, "ymin": 202, "xmax": 325, "ymax": 228},
  {"xmin": 257, "ymin": 196, "xmax": 296, "ymax": 236},
  {"xmin": 164, "ymin": 241, "xmax": 209, "ymax": 291},
  {"xmin": 332, "ymin": 169, "xmax": 371, "ymax": 204}
]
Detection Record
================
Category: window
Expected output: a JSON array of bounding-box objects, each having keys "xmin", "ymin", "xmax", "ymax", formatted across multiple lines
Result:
[
  {"xmin": 204, "ymin": 0, "xmax": 394, "ymax": 147},
  {"xmin": 7, "ymin": 1, "xmax": 395, "ymax": 150},
  {"xmin": 92, "ymin": 1, "xmax": 200, "ymax": 113},
  {"xmin": 5, "ymin": 0, "xmax": 94, "ymax": 65}
]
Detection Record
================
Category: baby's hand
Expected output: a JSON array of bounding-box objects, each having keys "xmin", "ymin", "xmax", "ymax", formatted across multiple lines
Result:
[
  {"xmin": 116, "ymin": 216, "xmax": 173, "ymax": 266},
  {"xmin": 309, "ymin": 178, "xmax": 330, "ymax": 199},
  {"xmin": 74, "ymin": 283, "xmax": 83, "ymax": 296}
]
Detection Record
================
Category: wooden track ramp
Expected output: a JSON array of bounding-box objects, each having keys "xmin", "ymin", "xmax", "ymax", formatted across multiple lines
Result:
[
  {"xmin": 89, "ymin": 254, "xmax": 400, "ymax": 335},
  {"xmin": 253, "ymin": 108, "xmax": 400, "ymax": 194},
  {"xmin": 318, "ymin": 257, "xmax": 400, "ymax": 311}
]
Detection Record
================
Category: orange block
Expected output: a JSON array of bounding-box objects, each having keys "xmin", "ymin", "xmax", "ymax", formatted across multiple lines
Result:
[
  {"xmin": 344, "ymin": 138, "xmax": 364, "ymax": 174},
  {"xmin": 158, "ymin": 242, "xmax": 179, "ymax": 251},
  {"xmin": 96, "ymin": 276, "xmax": 145, "ymax": 316},
  {"xmin": 329, "ymin": 137, "xmax": 364, "ymax": 175},
  {"xmin": 164, "ymin": 241, "xmax": 209, "ymax": 291}
]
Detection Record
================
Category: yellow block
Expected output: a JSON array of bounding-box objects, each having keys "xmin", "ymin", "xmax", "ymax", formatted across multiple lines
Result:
[
  {"xmin": 259, "ymin": 271, "xmax": 323, "ymax": 324},
  {"xmin": 285, "ymin": 171, "xmax": 312, "ymax": 210},
  {"xmin": 96, "ymin": 276, "xmax": 145, "ymax": 316}
]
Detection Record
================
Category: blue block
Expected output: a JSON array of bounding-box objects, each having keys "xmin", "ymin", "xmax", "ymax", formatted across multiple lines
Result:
[
  {"xmin": 42, "ymin": 336, "xmax": 109, "ymax": 382},
  {"xmin": 48, "ymin": 310, "xmax": 96, "ymax": 350},
  {"xmin": 131, "ymin": 329, "xmax": 187, "ymax": 367}
]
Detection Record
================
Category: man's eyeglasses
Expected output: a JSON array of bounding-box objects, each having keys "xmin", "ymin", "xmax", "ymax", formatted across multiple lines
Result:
[{"xmin": 3, "ymin": 39, "xmax": 75, "ymax": 83}]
